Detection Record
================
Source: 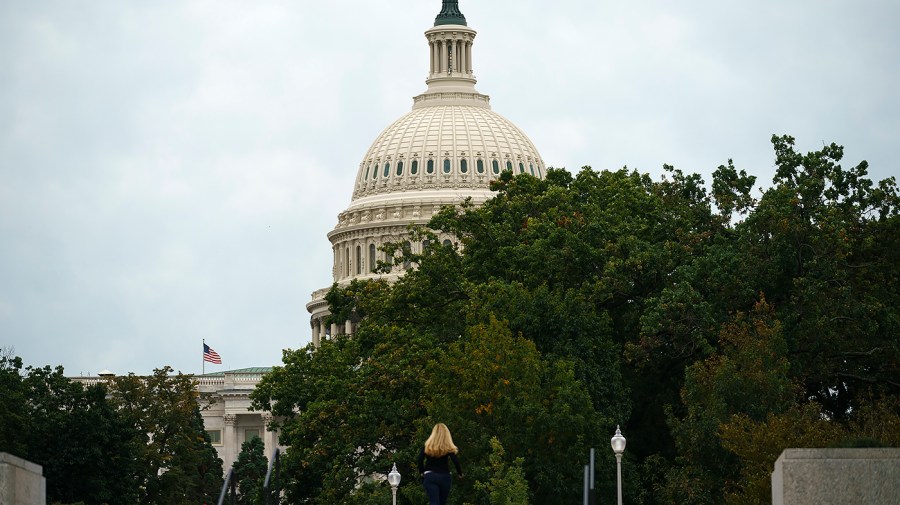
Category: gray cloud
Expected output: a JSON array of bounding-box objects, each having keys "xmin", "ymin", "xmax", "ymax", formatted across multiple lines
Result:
[{"xmin": 1, "ymin": 0, "xmax": 897, "ymax": 375}]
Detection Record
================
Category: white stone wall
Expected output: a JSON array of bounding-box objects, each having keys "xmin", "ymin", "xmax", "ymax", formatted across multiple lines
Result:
[
  {"xmin": 772, "ymin": 448, "xmax": 900, "ymax": 505},
  {"xmin": 0, "ymin": 452, "xmax": 46, "ymax": 505}
]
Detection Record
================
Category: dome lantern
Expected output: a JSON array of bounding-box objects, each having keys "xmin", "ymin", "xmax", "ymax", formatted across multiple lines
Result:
[{"xmin": 421, "ymin": 0, "xmax": 482, "ymax": 99}]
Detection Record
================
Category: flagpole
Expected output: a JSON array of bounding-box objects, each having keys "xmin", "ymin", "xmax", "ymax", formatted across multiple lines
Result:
[{"xmin": 202, "ymin": 338, "xmax": 205, "ymax": 375}]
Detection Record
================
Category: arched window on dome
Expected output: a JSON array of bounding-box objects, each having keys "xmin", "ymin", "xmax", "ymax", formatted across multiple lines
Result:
[
  {"xmin": 460, "ymin": 158, "xmax": 468, "ymax": 173},
  {"xmin": 383, "ymin": 163, "xmax": 391, "ymax": 178},
  {"xmin": 369, "ymin": 244, "xmax": 376, "ymax": 272},
  {"xmin": 519, "ymin": 162, "xmax": 525, "ymax": 174},
  {"xmin": 529, "ymin": 163, "xmax": 535, "ymax": 176},
  {"xmin": 443, "ymin": 159, "xmax": 451, "ymax": 174},
  {"xmin": 355, "ymin": 245, "xmax": 361, "ymax": 275},
  {"xmin": 492, "ymin": 159, "xmax": 500, "ymax": 174},
  {"xmin": 427, "ymin": 159, "xmax": 435, "ymax": 174},
  {"xmin": 477, "ymin": 159, "xmax": 484, "ymax": 174},
  {"xmin": 411, "ymin": 160, "xmax": 419, "ymax": 175},
  {"xmin": 396, "ymin": 161, "xmax": 404, "ymax": 176},
  {"xmin": 372, "ymin": 165, "xmax": 378, "ymax": 179},
  {"xmin": 537, "ymin": 165, "xmax": 543, "ymax": 178},
  {"xmin": 422, "ymin": 239, "xmax": 430, "ymax": 252},
  {"xmin": 365, "ymin": 164, "xmax": 371, "ymax": 181},
  {"xmin": 442, "ymin": 239, "xmax": 452, "ymax": 248},
  {"xmin": 506, "ymin": 160, "xmax": 513, "ymax": 172}
]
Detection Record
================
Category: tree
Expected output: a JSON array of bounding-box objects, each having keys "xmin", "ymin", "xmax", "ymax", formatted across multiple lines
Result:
[
  {"xmin": 662, "ymin": 299, "xmax": 797, "ymax": 504},
  {"xmin": 108, "ymin": 366, "xmax": 223, "ymax": 505},
  {"xmin": 422, "ymin": 317, "xmax": 603, "ymax": 503},
  {"xmin": 0, "ymin": 354, "xmax": 139, "ymax": 505},
  {"xmin": 0, "ymin": 350, "xmax": 27, "ymax": 458},
  {"xmin": 473, "ymin": 437, "xmax": 530, "ymax": 505},
  {"xmin": 256, "ymin": 135, "xmax": 898, "ymax": 505},
  {"xmin": 233, "ymin": 436, "xmax": 269, "ymax": 505}
]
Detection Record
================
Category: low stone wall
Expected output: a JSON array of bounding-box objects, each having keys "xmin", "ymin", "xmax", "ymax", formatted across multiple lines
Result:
[
  {"xmin": 0, "ymin": 452, "xmax": 46, "ymax": 505},
  {"xmin": 772, "ymin": 448, "xmax": 900, "ymax": 505}
]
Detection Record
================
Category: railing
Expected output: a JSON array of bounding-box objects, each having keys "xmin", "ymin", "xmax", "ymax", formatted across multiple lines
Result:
[
  {"xmin": 264, "ymin": 447, "xmax": 282, "ymax": 505},
  {"xmin": 197, "ymin": 372, "xmax": 268, "ymax": 386},
  {"xmin": 217, "ymin": 468, "xmax": 237, "ymax": 505}
]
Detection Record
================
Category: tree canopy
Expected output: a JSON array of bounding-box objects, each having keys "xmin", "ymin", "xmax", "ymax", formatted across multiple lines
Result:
[
  {"xmin": 257, "ymin": 134, "xmax": 898, "ymax": 504},
  {"xmin": 0, "ymin": 357, "xmax": 223, "ymax": 505}
]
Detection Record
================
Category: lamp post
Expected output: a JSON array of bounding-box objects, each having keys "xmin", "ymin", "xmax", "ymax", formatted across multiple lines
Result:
[
  {"xmin": 387, "ymin": 463, "xmax": 401, "ymax": 505},
  {"xmin": 610, "ymin": 426, "xmax": 626, "ymax": 505}
]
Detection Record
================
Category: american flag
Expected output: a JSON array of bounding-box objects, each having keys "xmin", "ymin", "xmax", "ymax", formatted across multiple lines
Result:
[{"xmin": 203, "ymin": 343, "xmax": 222, "ymax": 364}]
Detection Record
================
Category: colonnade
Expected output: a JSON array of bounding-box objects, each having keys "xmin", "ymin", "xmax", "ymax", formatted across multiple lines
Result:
[
  {"xmin": 310, "ymin": 317, "xmax": 355, "ymax": 346},
  {"xmin": 428, "ymin": 30, "xmax": 475, "ymax": 78},
  {"xmin": 219, "ymin": 411, "xmax": 279, "ymax": 470}
]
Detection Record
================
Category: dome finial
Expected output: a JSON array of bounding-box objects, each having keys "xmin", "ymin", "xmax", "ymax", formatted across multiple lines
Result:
[{"xmin": 435, "ymin": 0, "xmax": 467, "ymax": 26}]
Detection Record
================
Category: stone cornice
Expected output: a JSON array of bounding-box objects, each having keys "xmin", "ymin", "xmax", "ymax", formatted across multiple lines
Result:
[{"xmin": 413, "ymin": 91, "xmax": 489, "ymax": 109}]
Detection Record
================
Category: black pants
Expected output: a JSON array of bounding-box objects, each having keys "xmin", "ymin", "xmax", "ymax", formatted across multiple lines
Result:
[{"xmin": 423, "ymin": 472, "xmax": 452, "ymax": 505}]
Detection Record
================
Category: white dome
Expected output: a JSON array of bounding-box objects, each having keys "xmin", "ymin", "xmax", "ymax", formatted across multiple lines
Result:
[
  {"xmin": 307, "ymin": 3, "xmax": 548, "ymax": 344},
  {"xmin": 350, "ymin": 104, "xmax": 545, "ymax": 208}
]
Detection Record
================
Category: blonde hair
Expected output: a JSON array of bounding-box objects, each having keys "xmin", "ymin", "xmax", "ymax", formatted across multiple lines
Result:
[{"xmin": 424, "ymin": 423, "xmax": 458, "ymax": 457}]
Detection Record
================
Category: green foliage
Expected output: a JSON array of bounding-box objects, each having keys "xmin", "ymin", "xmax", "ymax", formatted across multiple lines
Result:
[
  {"xmin": 473, "ymin": 437, "xmax": 530, "ymax": 505},
  {"xmin": 0, "ymin": 355, "xmax": 139, "ymax": 505},
  {"xmin": 233, "ymin": 436, "xmax": 269, "ymax": 505},
  {"xmin": 1, "ymin": 357, "xmax": 224, "ymax": 505},
  {"xmin": 423, "ymin": 317, "xmax": 601, "ymax": 503},
  {"xmin": 0, "ymin": 350, "xmax": 27, "ymax": 458},
  {"xmin": 256, "ymin": 135, "xmax": 898, "ymax": 505},
  {"xmin": 108, "ymin": 366, "xmax": 223, "ymax": 505}
]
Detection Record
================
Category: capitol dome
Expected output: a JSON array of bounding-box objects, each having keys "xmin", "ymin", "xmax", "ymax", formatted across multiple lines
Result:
[
  {"xmin": 351, "ymin": 105, "xmax": 545, "ymax": 207},
  {"xmin": 307, "ymin": 0, "xmax": 545, "ymax": 344}
]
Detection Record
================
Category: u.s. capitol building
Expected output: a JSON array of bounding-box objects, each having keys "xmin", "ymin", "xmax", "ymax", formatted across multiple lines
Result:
[{"xmin": 306, "ymin": 0, "xmax": 546, "ymax": 343}]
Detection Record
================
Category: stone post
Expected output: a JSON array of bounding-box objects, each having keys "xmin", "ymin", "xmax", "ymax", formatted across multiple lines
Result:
[
  {"xmin": 772, "ymin": 448, "xmax": 900, "ymax": 505},
  {"xmin": 0, "ymin": 452, "xmax": 46, "ymax": 505}
]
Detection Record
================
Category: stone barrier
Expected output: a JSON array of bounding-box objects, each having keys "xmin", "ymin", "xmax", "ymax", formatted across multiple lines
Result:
[
  {"xmin": 772, "ymin": 448, "xmax": 900, "ymax": 505},
  {"xmin": 0, "ymin": 452, "xmax": 46, "ymax": 505}
]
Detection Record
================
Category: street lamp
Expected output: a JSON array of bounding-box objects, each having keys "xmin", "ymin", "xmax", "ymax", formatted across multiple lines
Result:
[
  {"xmin": 610, "ymin": 425, "xmax": 626, "ymax": 505},
  {"xmin": 387, "ymin": 463, "xmax": 401, "ymax": 505}
]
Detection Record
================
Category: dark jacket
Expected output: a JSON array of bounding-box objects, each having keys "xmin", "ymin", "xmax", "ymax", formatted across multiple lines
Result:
[{"xmin": 417, "ymin": 448, "xmax": 463, "ymax": 476}]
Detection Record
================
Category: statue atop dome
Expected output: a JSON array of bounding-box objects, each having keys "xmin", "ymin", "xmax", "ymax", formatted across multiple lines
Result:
[{"xmin": 435, "ymin": 0, "xmax": 467, "ymax": 26}]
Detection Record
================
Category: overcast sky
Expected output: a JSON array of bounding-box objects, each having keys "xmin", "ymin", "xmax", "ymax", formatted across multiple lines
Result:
[{"xmin": 1, "ymin": 0, "xmax": 897, "ymax": 376}]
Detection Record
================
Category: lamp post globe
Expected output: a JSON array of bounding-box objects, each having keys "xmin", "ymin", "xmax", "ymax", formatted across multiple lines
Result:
[
  {"xmin": 611, "ymin": 425, "xmax": 626, "ymax": 454},
  {"xmin": 610, "ymin": 426, "xmax": 626, "ymax": 505},
  {"xmin": 388, "ymin": 463, "xmax": 401, "ymax": 505}
]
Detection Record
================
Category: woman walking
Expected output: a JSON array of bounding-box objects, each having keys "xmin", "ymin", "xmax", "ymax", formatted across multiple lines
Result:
[{"xmin": 417, "ymin": 423, "xmax": 463, "ymax": 505}]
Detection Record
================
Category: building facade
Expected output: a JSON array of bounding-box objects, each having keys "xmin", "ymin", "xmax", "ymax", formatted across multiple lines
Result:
[
  {"xmin": 306, "ymin": 0, "xmax": 546, "ymax": 343},
  {"xmin": 72, "ymin": 368, "xmax": 282, "ymax": 472},
  {"xmin": 197, "ymin": 368, "xmax": 284, "ymax": 471}
]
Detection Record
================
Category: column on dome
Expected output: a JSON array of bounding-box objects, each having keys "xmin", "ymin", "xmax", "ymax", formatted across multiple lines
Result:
[
  {"xmin": 461, "ymin": 39, "xmax": 468, "ymax": 74},
  {"xmin": 466, "ymin": 40, "xmax": 472, "ymax": 74},
  {"xmin": 433, "ymin": 38, "xmax": 440, "ymax": 75},
  {"xmin": 440, "ymin": 39, "xmax": 447, "ymax": 73},
  {"xmin": 332, "ymin": 247, "xmax": 338, "ymax": 280},
  {"xmin": 345, "ymin": 319, "xmax": 353, "ymax": 335},
  {"xmin": 331, "ymin": 321, "xmax": 339, "ymax": 336}
]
